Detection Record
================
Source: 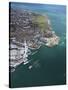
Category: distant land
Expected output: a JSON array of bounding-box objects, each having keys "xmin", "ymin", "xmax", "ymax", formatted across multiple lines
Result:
[{"xmin": 9, "ymin": 8, "xmax": 60, "ymax": 72}]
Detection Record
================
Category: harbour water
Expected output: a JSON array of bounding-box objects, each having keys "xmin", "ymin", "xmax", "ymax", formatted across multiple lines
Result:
[{"xmin": 10, "ymin": 3, "xmax": 66, "ymax": 87}]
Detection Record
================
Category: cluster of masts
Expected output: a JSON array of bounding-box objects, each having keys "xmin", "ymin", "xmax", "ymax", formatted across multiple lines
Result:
[
  {"xmin": 23, "ymin": 40, "xmax": 29, "ymax": 65},
  {"xmin": 10, "ymin": 38, "xmax": 31, "ymax": 72}
]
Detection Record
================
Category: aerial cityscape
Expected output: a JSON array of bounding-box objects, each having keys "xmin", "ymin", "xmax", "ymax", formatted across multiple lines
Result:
[{"xmin": 9, "ymin": 2, "xmax": 66, "ymax": 88}]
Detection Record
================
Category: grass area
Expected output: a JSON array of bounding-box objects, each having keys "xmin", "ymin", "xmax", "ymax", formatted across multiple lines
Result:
[{"xmin": 32, "ymin": 15, "xmax": 49, "ymax": 32}]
